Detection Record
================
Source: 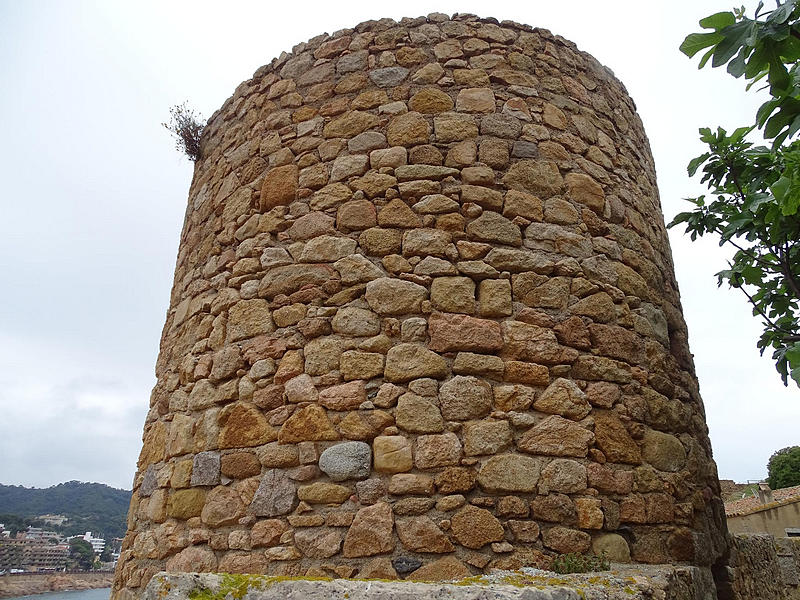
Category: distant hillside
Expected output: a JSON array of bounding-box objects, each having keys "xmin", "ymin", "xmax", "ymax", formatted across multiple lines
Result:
[{"xmin": 0, "ymin": 481, "xmax": 131, "ymax": 539}]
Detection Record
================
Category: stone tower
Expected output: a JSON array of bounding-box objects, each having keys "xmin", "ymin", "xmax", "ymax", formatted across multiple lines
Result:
[{"xmin": 113, "ymin": 14, "xmax": 729, "ymax": 600}]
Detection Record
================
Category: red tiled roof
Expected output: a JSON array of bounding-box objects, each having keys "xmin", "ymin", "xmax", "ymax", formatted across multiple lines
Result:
[{"xmin": 725, "ymin": 484, "xmax": 800, "ymax": 517}]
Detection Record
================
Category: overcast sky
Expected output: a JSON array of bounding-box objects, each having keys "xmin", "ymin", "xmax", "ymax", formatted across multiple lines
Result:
[{"xmin": 0, "ymin": 0, "xmax": 796, "ymax": 491}]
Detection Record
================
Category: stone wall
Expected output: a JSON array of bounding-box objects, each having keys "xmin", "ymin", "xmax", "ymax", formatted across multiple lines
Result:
[
  {"xmin": 113, "ymin": 13, "xmax": 729, "ymax": 600},
  {"xmin": 715, "ymin": 534, "xmax": 800, "ymax": 600}
]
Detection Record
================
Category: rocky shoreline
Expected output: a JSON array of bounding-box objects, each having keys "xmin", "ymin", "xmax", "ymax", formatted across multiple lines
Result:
[{"xmin": 0, "ymin": 573, "xmax": 113, "ymax": 599}]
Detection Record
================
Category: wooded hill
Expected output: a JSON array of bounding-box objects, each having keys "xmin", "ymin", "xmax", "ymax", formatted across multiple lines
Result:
[{"xmin": 0, "ymin": 481, "xmax": 131, "ymax": 539}]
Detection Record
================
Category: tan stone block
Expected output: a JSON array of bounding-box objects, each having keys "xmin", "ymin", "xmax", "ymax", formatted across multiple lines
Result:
[
  {"xmin": 359, "ymin": 227, "xmax": 403, "ymax": 256},
  {"xmin": 503, "ymin": 160, "xmax": 563, "ymax": 198},
  {"xmin": 389, "ymin": 474, "xmax": 435, "ymax": 496},
  {"xmin": 319, "ymin": 380, "xmax": 367, "ymax": 411},
  {"xmin": 396, "ymin": 516, "xmax": 454, "ymax": 553},
  {"xmin": 534, "ymin": 378, "xmax": 591, "ymax": 420},
  {"xmin": 342, "ymin": 501, "xmax": 395, "ymax": 557},
  {"xmin": 518, "ymin": 415, "xmax": 595, "ymax": 457},
  {"xmin": 167, "ymin": 489, "xmax": 206, "ymax": 520},
  {"xmin": 477, "ymin": 454, "xmax": 541, "ymax": 493},
  {"xmin": 201, "ymin": 485, "xmax": 244, "ymax": 527},
  {"xmin": 428, "ymin": 312, "xmax": 503, "ymax": 353},
  {"xmin": 407, "ymin": 556, "xmax": 471, "ymax": 581},
  {"xmin": 453, "ymin": 352, "xmax": 505, "ymax": 379},
  {"xmin": 323, "ymin": 110, "xmax": 380, "ymax": 138},
  {"xmin": 373, "ymin": 435, "xmax": 413, "ymax": 473},
  {"xmin": 384, "ymin": 343, "xmax": 448, "ymax": 382},
  {"xmin": 593, "ymin": 411, "xmax": 642, "ymax": 465},
  {"xmin": 387, "ymin": 112, "xmax": 430, "ymax": 146},
  {"xmin": 171, "ymin": 459, "xmax": 193, "ymax": 489},
  {"xmin": 278, "ymin": 404, "xmax": 340, "ymax": 443},
  {"xmin": 297, "ymin": 482, "xmax": 352, "ymax": 504},
  {"xmin": 478, "ymin": 279, "xmax": 512, "ymax": 317},
  {"xmin": 409, "ymin": 88, "xmax": 454, "ymax": 114},
  {"xmin": 395, "ymin": 393, "xmax": 444, "ymax": 433},
  {"xmin": 218, "ymin": 402, "xmax": 277, "ymax": 449},
  {"xmin": 503, "ymin": 361, "xmax": 549, "ymax": 386},
  {"xmin": 434, "ymin": 467, "xmax": 476, "ymax": 494},
  {"xmin": 492, "ymin": 384, "xmax": 535, "ymax": 412},
  {"xmin": 463, "ymin": 420, "xmax": 512, "ymax": 456},
  {"xmin": 434, "ymin": 112, "xmax": 479, "ymax": 142},
  {"xmin": 261, "ymin": 165, "xmax": 298, "ymax": 211},
  {"xmin": 450, "ymin": 505, "xmax": 504, "ymax": 549},
  {"xmin": 415, "ymin": 432, "xmax": 462, "ymax": 469},
  {"xmin": 565, "ymin": 172, "xmax": 604, "ymax": 213},
  {"xmin": 542, "ymin": 526, "xmax": 591, "ymax": 553},
  {"xmin": 456, "ymin": 88, "xmax": 496, "ymax": 113},
  {"xmin": 227, "ymin": 299, "xmax": 274, "ymax": 342},
  {"xmin": 431, "ymin": 276, "xmax": 475, "ymax": 314},
  {"xmin": 340, "ymin": 351, "xmax": 385, "ymax": 381}
]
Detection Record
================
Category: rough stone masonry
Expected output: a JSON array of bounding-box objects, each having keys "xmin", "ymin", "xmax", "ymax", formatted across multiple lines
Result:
[{"xmin": 112, "ymin": 13, "xmax": 730, "ymax": 600}]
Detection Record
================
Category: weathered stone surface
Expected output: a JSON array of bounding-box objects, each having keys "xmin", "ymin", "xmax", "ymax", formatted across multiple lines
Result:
[
  {"xmin": 278, "ymin": 404, "xmax": 340, "ymax": 443},
  {"xmin": 342, "ymin": 502, "xmax": 394, "ymax": 557},
  {"xmin": 451, "ymin": 505, "xmax": 504, "ymax": 549},
  {"xmin": 298, "ymin": 482, "xmax": 352, "ymax": 504},
  {"xmin": 165, "ymin": 545, "xmax": 217, "ymax": 573},
  {"xmin": 410, "ymin": 88, "xmax": 454, "ymax": 113},
  {"xmin": 201, "ymin": 485, "xmax": 244, "ymax": 527},
  {"xmin": 518, "ymin": 416, "xmax": 595, "ymax": 457},
  {"xmin": 251, "ymin": 519, "xmax": 289, "ymax": 547},
  {"xmin": 466, "ymin": 212, "xmax": 521, "ymax": 246},
  {"xmin": 428, "ymin": 313, "xmax": 503, "ymax": 353},
  {"xmin": 593, "ymin": 533, "xmax": 631, "ymax": 562},
  {"xmin": 249, "ymin": 469, "xmax": 296, "ymax": 517},
  {"xmin": 503, "ymin": 160, "xmax": 563, "ymax": 197},
  {"xmin": 294, "ymin": 528, "xmax": 344, "ymax": 559},
  {"xmin": 331, "ymin": 307, "xmax": 380, "ymax": 337},
  {"xmin": 221, "ymin": 452, "xmax": 260, "ymax": 479},
  {"xmin": 387, "ymin": 112, "xmax": 430, "ymax": 146},
  {"xmin": 373, "ymin": 435, "xmax": 413, "ymax": 473},
  {"xmin": 218, "ymin": 402, "xmax": 277, "ymax": 449},
  {"xmin": 318, "ymin": 441, "xmax": 372, "ymax": 481},
  {"xmin": 319, "ymin": 380, "xmax": 367, "ymax": 411},
  {"xmin": 395, "ymin": 393, "xmax": 444, "ymax": 433},
  {"xmin": 594, "ymin": 411, "xmax": 642, "ymax": 465},
  {"xmin": 415, "ymin": 433, "xmax": 462, "ymax": 469},
  {"xmin": 384, "ymin": 344, "xmax": 448, "ymax": 382},
  {"xmin": 324, "ymin": 111, "xmax": 380, "ymax": 138},
  {"xmin": 431, "ymin": 277, "xmax": 475, "ymax": 314},
  {"xmin": 456, "ymin": 88, "xmax": 496, "ymax": 113},
  {"xmin": 642, "ymin": 429, "xmax": 686, "ymax": 472},
  {"xmin": 477, "ymin": 454, "xmax": 541, "ymax": 493},
  {"xmin": 228, "ymin": 300, "xmax": 274, "ymax": 342},
  {"xmin": 534, "ymin": 378, "xmax": 591, "ymax": 420},
  {"xmin": 365, "ymin": 277, "xmax": 427, "ymax": 315},
  {"xmin": 167, "ymin": 489, "xmax": 206, "ymax": 520},
  {"xmin": 538, "ymin": 459, "xmax": 587, "ymax": 494},
  {"xmin": 261, "ymin": 165, "xmax": 298, "ymax": 210},
  {"xmin": 439, "ymin": 376, "xmax": 492, "ymax": 421},
  {"xmin": 463, "ymin": 420, "xmax": 512, "ymax": 456},
  {"xmin": 396, "ymin": 516, "xmax": 454, "ymax": 553},
  {"xmin": 565, "ymin": 172, "xmax": 605, "ymax": 213},
  {"xmin": 191, "ymin": 451, "xmax": 220, "ymax": 487},
  {"xmin": 542, "ymin": 526, "xmax": 591, "ymax": 553}
]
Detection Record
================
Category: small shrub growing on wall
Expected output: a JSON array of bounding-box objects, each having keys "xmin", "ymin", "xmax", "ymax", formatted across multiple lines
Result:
[
  {"xmin": 551, "ymin": 552, "xmax": 610, "ymax": 574},
  {"xmin": 163, "ymin": 102, "xmax": 205, "ymax": 162}
]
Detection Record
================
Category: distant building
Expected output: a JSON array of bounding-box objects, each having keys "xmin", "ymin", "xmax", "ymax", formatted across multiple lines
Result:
[
  {"xmin": 725, "ymin": 483, "xmax": 800, "ymax": 538},
  {"xmin": 0, "ymin": 538, "xmax": 67, "ymax": 572},
  {"xmin": 38, "ymin": 514, "xmax": 68, "ymax": 527},
  {"xmin": 80, "ymin": 532, "xmax": 105, "ymax": 554},
  {"xmin": 21, "ymin": 527, "xmax": 63, "ymax": 543}
]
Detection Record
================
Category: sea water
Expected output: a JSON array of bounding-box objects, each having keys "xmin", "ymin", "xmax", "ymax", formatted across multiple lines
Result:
[{"xmin": 8, "ymin": 588, "xmax": 111, "ymax": 600}]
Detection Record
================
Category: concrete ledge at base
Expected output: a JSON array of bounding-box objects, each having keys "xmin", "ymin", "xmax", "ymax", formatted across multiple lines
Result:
[{"xmin": 143, "ymin": 567, "xmax": 718, "ymax": 600}]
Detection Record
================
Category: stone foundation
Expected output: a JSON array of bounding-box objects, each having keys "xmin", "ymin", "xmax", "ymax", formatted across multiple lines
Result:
[{"xmin": 113, "ymin": 12, "xmax": 729, "ymax": 600}]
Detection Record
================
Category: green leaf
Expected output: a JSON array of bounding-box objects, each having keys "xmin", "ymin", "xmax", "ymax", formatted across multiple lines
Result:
[
  {"xmin": 771, "ymin": 176, "xmax": 791, "ymax": 200},
  {"xmin": 680, "ymin": 32, "xmax": 724, "ymax": 57},
  {"xmin": 712, "ymin": 21, "xmax": 754, "ymax": 67},
  {"xmin": 700, "ymin": 11, "xmax": 736, "ymax": 30}
]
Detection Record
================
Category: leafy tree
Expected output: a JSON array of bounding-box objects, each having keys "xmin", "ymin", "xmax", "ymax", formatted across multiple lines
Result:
[
  {"xmin": 99, "ymin": 544, "xmax": 113, "ymax": 562},
  {"xmin": 671, "ymin": 1, "xmax": 800, "ymax": 387},
  {"xmin": 68, "ymin": 538, "xmax": 95, "ymax": 571},
  {"xmin": 767, "ymin": 445, "xmax": 800, "ymax": 488}
]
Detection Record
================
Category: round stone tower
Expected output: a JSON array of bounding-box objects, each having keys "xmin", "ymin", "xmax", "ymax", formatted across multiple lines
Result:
[{"xmin": 113, "ymin": 14, "xmax": 729, "ymax": 600}]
